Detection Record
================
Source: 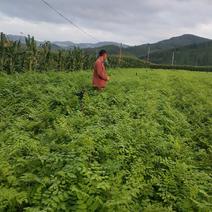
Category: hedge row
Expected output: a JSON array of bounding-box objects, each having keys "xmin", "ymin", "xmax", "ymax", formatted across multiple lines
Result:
[{"xmin": 150, "ymin": 64, "xmax": 212, "ymax": 72}]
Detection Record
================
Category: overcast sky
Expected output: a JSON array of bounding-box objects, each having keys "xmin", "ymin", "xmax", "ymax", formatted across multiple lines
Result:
[{"xmin": 0, "ymin": 0, "xmax": 212, "ymax": 45}]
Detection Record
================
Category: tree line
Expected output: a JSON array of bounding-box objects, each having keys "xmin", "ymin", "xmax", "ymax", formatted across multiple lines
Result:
[
  {"xmin": 0, "ymin": 33, "xmax": 147, "ymax": 74},
  {"xmin": 1, "ymin": 32, "xmax": 211, "ymax": 74}
]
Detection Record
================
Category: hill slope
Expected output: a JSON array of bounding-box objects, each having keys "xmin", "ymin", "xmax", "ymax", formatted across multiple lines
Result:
[
  {"xmin": 85, "ymin": 34, "xmax": 210, "ymax": 57},
  {"xmin": 128, "ymin": 34, "xmax": 210, "ymax": 57},
  {"xmin": 146, "ymin": 40, "xmax": 212, "ymax": 66}
]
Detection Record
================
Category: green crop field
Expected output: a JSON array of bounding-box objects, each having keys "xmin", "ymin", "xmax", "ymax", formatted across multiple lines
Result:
[{"xmin": 0, "ymin": 68, "xmax": 211, "ymax": 211}]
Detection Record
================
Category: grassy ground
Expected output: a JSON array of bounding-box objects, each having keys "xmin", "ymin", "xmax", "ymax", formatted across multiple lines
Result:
[{"xmin": 0, "ymin": 68, "xmax": 211, "ymax": 211}]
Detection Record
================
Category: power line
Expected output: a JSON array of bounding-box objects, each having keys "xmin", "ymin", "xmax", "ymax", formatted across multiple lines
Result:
[{"xmin": 39, "ymin": 0, "xmax": 100, "ymax": 42}]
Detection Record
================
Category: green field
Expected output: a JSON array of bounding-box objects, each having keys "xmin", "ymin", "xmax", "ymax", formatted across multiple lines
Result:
[{"xmin": 0, "ymin": 69, "xmax": 211, "ymax": 211}]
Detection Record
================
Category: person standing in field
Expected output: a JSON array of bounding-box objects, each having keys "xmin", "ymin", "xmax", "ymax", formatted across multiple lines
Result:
[{"xmin": 92, "ymin": 50, "xmax": 110, "ymax": 90}]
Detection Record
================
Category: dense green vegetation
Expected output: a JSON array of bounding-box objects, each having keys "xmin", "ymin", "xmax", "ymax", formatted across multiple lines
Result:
[
  {"xmin": 2, "ymin": 32, "xmax": 212, "ymax": 74},
  {"xmin": 0, "ymin": 33, "xmax": 147, "ymax": 74},
  {"xmin": 149, "ymin": 64, "xmax": 212, "ymax": 72},
  {"xmin": 0, "ymin": 68, "xmax": 211, "ymax": 211},
  {"xmin": 0, "ymin": 32, "xmax": 93, "ymax": 74}
]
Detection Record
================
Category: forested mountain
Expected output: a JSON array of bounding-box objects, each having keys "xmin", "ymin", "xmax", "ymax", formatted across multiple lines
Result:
[
  {"xmin": 4, "ymin": 33, "xmax": 211, "ymax": 65},
  {"xmin": 84, "ymin": 34, "xmax": 211, "ymax": 65},
  {"xmin": 145, "ymin": 41, "xmax": 212, "ymax": 66}
]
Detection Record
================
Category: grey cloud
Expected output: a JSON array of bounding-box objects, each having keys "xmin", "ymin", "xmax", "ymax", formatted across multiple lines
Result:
[{"xmin": 0, "ymin": 0, "xmax": 212, "ymax": 44}]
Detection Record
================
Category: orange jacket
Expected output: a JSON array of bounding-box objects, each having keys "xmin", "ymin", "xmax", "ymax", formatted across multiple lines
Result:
[{"xmin": 92, "ymin": 58, "xmax": 108, "ymax": 88}]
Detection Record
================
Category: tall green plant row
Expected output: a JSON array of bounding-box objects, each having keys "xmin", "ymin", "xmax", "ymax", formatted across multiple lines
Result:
[{"xmin": 0, "ymin": 33, "xmax": 147, "ymax": 74}]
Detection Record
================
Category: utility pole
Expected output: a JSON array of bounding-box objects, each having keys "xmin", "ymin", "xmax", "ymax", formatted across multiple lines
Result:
[
  {"xmin": 96, "ymin": 49, "xmax": 98, "ymax": 58},
  {"xmin": 119, "ymin": 43, "xmax": 123, "ymax": 65},
  {"xmin": 172, "ymin": 51, "xmax": 175, "ymax": 66},
  {"xmin": 147, "ymin": 44, "xmax": 151, "ymax": 62}
]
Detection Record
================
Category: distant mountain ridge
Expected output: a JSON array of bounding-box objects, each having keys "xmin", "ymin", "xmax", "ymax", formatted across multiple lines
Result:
[
  {"xmin": 127, "ymin": 34, "xmax": 211, "ymax": 57},
  {"xmin": 52, "ymin": 41, "xmax": 129, "ymax": 49},
  {"xmin": 144, "ymin": 40, "xmax": 212, "ymax": 66},
  {"xmin": 4, "ymin": 33, "xmax": 212, "ymax": 66},
  {"xmin": 85, "ymin": 34, "xmax": 211, "ymax": 56},
  {"xmin": 5, "ymin": 33, "xmax": 210, "ymax": 52},
  {"xmin": 5, "ymin": 34, "xmax": 129, "ymax": 49}
]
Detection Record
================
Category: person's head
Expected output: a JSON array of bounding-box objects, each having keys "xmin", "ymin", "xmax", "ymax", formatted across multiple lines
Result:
[{"xmin": 99, "ymin": 50, "xmax": 108, "ymax": 61}]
